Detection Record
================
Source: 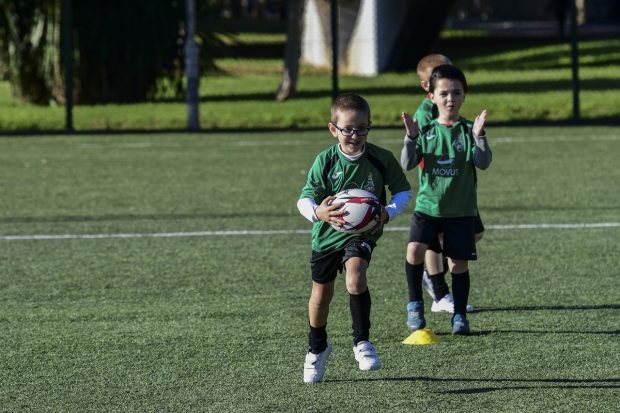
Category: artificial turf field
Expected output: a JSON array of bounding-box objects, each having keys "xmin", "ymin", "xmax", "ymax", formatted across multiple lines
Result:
[{"xmin": 0, "ymin": 126, "xmax": 618, "ymax": 412}]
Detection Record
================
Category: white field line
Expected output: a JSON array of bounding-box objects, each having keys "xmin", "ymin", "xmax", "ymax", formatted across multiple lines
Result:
[
  {"xmin": 222, "ymin": 135, "xmax": 620, "ymax": 146},
  {"xmin": 0, "ymin": 223, "xmax": 618, "ymax": 241}
]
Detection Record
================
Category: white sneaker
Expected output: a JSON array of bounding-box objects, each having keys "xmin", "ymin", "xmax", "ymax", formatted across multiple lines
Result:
[
  {"xmin": 353, "ymin": 341, "xmax": 381, "ymax": 371},
  {"xmin": 422, "ymin": 269, "xmax": 437, "ymax": 301},
  {"xmin": 431, "ymin": 293, "xmax": 474, "ymax": 313},
  {"xmin": 303, "ymin": 342, "xmax": 332, "ymax": 383}
]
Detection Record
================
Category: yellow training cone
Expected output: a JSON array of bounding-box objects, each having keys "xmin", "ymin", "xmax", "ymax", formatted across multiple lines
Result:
[{"xmin": 402, "ymin": 328, "xmax": 440, "ymax": 345}]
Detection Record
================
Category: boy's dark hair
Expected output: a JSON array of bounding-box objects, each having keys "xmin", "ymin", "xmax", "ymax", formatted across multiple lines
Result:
[
  {"xmin": 331, "ymin": 93, "xmax": 371, "ymax": 123},
  {"xmin": 429, "ymin": 65, "xmax": 468, "ymax": 93}
]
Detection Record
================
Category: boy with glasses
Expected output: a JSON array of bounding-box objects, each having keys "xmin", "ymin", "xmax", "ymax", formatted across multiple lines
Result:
[{"xmin": 297, "ymin": 93, "xmax": 412, "ymax": 383}]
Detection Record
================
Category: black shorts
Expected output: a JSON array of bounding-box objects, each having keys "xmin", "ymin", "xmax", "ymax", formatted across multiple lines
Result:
[
  {"xmin": 475, "ymin": 212, "xmax": 485, "ymax": 234},
  {"xmin": 426, "ymin": 211, "xmax": 485, "ymax": 253},
  {"xmin": 409, "ymin": 212, "xmax": 477, "ymax": 261},
  {"xmin": 310, "ymin": 239, "xmax": 376, "ymax": 284},
  {"xmin": 427, "ymin": 234, "xmax": 443, "ymax": 254}
]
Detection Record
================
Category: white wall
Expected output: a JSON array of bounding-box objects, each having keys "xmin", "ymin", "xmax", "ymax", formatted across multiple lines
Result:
[{"xmin": 301, "ymin": 0, "xmax": 409, "ymax": 76}]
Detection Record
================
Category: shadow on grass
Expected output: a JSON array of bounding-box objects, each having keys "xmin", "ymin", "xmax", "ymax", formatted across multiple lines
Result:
[
  {"xmin": 441, "ymin": 383, "xmax": 620, "ymax": 394},
  {"xmin": 432, "ymin": 329, "xmax": 620, "ymax": 337},
  {"xmin": 1, "ymin": 117, "xmax": 619, "ymax": 136},
  {"xmin": 326, "ymin": 376, "xmax": 620, "ymax": 389},
  {"xmin": 457, "ymin": 49, "xmax": 620, "ymax": 72},
  {"xmin": 474, "ymin": 304, "xmax": 620, "ymax": 312},
  {"xmin": 150, "ymin": 77, "xmax": 620, "ymax": 104},
  {"xmin": 327, "ymin": 376, "xmax": 620, "ymax": 394},
  {"xmin": 441, "ymin": 36, "xmax": 620, "ymax": 70}
]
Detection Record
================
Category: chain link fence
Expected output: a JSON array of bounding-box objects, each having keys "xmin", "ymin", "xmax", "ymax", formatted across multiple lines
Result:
[{"xmin": 0, "ymin": 0, "xmax": 618, "ymax": 133}]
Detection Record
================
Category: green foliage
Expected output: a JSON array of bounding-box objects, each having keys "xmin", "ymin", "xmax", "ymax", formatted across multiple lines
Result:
[
  {"xmin": 0, "ymin": 127, "xmax": 618, "ymax": 411},
  {"xmin": 72, "ymin": 0, "xmax": 184, "ymax": 103},
  {"xmin": 0, "ymin": 0, "xmax": 227, "ymax": 105}
]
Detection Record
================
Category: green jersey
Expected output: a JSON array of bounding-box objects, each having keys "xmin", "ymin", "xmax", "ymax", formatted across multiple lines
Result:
[
  {"xmin": 411, "ymin": 118, "xmax": 491, "ymax": 218},
  {"xmin": 413, "ymin": 97, "xmax": 438, "ymax": 129},
  {"xmin": 300, "ymin": 142, "xmax": 411, "ymax": 252}
]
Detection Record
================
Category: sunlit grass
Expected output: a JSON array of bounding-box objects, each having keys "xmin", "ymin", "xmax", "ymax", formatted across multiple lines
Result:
[{"xmin": 0, "ymin": 129, "xmax": 618, "ymax": 411}]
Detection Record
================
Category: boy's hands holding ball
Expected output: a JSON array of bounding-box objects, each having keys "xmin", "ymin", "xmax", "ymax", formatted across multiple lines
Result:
[{"xmin": 315, "ymin": 196, "xmax": 345, "ymax": 228}]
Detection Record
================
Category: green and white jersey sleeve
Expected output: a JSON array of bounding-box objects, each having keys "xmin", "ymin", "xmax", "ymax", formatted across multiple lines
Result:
[
  {"xmin": 413, "ymin": 97, "xmax": 438, "ymax": 129},
  {"xmin": 299, "ymin": 143, "xmax": 411, "ymax": 253},
  {"xmin": 414, "ymin": 118, "xmax": 491, "ymax": 218}
]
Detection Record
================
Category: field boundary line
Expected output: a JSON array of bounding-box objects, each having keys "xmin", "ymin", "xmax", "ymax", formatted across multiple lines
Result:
[{"xmin": 0, "ymin": 222, "xmax": 618, "ymax": 241}]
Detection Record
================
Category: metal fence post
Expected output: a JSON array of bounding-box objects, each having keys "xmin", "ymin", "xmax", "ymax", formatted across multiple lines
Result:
[
  {"xmin": 570, "ymin": 0, "xmax": 580, "ymax": 122},
  {"xmin": 330, "ymin": 0, "xmax": 339, "ymax": 101},
  {"xmin": 62, "ymin": 0, "xmax": 73, "ymax": 132},
  {"xmin": 186, "ymin": 0, "xmax": 200, "ymax": 130}
]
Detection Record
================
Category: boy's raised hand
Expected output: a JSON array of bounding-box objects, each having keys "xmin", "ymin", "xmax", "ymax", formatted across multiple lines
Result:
[
  {"xmin": 472, "ymin": 109, "xmax": 488, "ymax": 137},
  {"xmin": 401, "ymin": 112, "xmax": 419, "ymax": 138}
]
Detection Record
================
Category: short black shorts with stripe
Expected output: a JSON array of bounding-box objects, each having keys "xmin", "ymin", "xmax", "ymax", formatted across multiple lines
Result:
[
  {"xmin": 310, "ymin": 239, "xmax": 376, "ymax": 284},
  {"xmin": 409, "ymin": 212, "xmax": 477, "ymax": 261}
]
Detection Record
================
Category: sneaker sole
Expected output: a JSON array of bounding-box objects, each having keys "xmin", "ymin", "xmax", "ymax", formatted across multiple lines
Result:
[
  {"xmin": 431, "ymin": 304, "xmax": 475, "ymax": 314},
  {"xmin": 407, "ymin": 321, "xmax": 426, "ymax": 331},
  {"xmin": 358, "ymin": 362, "xmax": 381, "ymax": 371}
]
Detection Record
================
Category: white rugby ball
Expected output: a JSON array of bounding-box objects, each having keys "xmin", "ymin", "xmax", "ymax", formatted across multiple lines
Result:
[{"xmin": 330, "ymin": 189, "xmax": 381, "ymax": 233}]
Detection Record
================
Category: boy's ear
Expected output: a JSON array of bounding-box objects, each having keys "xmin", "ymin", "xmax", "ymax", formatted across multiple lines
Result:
[{"xmin": 328, "ymin": 122, "xmax": 339, "ymax": 137}]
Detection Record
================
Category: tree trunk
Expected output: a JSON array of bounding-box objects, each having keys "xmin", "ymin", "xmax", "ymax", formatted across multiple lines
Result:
[
  {"xmin": 386, "ymin": 0, "xmax": 458, "ymax": 71},
  {"xmin": 1, "ymin": 0, "xmax": 61, "ymax": 105},
  {"xmin": 276, "ymin": 0, "xmax": 305, "ymax": 101}
]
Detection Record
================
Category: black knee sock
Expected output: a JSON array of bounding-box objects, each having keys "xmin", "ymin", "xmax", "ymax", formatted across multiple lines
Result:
[
  {"xmin": 451, "ymin": 270, "xmax": 470, "ymax": 315},
  {"xmin": 350, "ymin": 288, "xmax": 371, "ymax": 345},
  {"xmin": 429, "ymin": 272, "xmax": 450, "ymax": 300},
  {"xmin": 308, "ymin": 324, "xmax": 327, "ymax": 354},
  {"xmin": 406, "ymin": 261, "xmax": 425, "ymax": 302}
]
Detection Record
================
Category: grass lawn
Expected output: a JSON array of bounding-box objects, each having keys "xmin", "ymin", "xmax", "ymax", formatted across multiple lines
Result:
[
  {"xmin": 0, "ymin": 36, "xmax": 619, "ymax": 131},
  {"xmin": 0, "ymin": 126, "xmax": 618, "ymax": 411}
]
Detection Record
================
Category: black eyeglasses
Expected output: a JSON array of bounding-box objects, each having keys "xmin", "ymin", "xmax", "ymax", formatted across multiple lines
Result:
[{"xmin": 331, "ymin": 123, "xmax": 372, "ymax": 137}]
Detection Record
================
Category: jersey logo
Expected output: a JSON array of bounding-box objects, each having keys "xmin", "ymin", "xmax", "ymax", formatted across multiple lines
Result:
[
  {"xmin": 437, "ymin": 158, "xmax": 454, "ymax": 166},
  {"xmin": 432, "ymin": 158, "xmax": 459, "ymax": 176},
  {"xmin": 425, "ymin": 134, "xmax": 437, "ymax": 140},
  {"xmin": 453, "ymin": 137, "xmax": 465, "ymax": 152},
  {"xmin": 331, "ymin": 171, "xmax": 343, "ymax": 180},
  {"xmin": 362, "ymin": 173, "xmax": 375, "ymax": 193}
]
